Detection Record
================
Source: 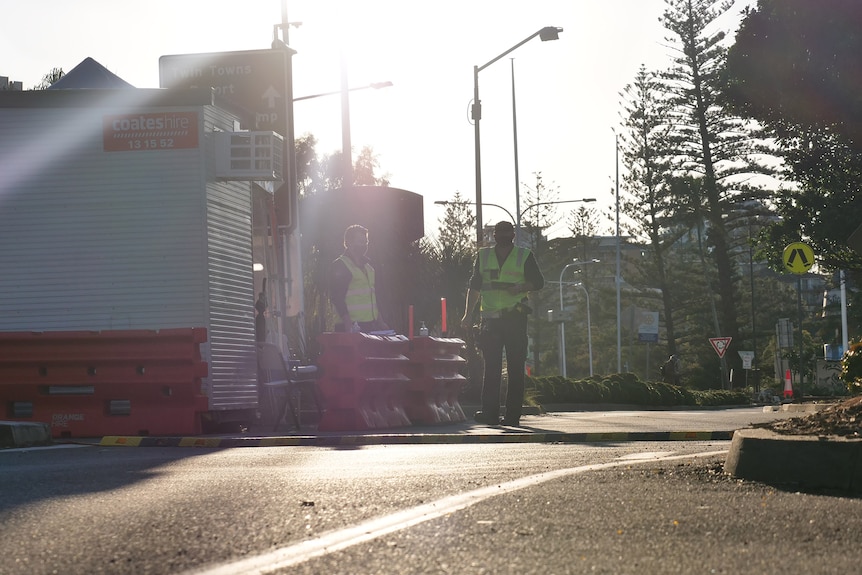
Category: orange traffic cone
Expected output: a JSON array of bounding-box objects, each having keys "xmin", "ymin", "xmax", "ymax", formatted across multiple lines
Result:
[{"xmin": 783, "ymin": 369, "xmax": 793, "ymax": 399}]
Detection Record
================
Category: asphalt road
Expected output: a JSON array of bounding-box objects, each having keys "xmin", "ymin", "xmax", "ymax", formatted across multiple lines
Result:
[{"xmin": 2, "ymin": 434, "xmax": 861, "ymax": 575}]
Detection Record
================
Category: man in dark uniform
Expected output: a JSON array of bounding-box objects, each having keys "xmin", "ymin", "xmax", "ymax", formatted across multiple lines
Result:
[{"xmin": 460, "ymin": 221, "xmax": 545, "ymax": 426}]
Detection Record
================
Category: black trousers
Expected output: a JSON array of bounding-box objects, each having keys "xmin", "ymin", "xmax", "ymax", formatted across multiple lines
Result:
[{"xmin": 478, "ymin": 313, "xmax": 528, "ymax": 421}]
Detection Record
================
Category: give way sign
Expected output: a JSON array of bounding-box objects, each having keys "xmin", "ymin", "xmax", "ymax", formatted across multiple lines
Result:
[{"xmin": 709, "ymin": 337, "xmax": 732, "ymax": 358}]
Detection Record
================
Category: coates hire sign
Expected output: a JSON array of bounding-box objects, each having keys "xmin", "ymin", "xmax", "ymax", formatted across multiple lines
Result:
[
  {"xmin": 158, "ymin": 49, "xmax": 289, "ymax": 136},
  {"xmin": 103, "ymin": 111, "xmax": 198, "ymax": 152}
]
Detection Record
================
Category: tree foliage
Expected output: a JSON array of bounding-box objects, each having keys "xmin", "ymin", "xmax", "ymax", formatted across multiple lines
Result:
[
  {"xmin": 722, "ymin": 0, "xmax": 862, "ymax": 278},
  {"xmin": 34, "ymin": 68, "xmax": 63, "ymax": 90},
  {"xmin": 618, "ymin": 65, "xmax": 682, "ymax": 355},
  {"xmin": 295, "ymin": 135, "xmax": 401, "ymax": 347},
  {"xmin": 419, "ymin": 190, "xmax": 476, "ymax": 333},
  {"xmin": 657, "ymin": 0, "xmax": 776, "ymax": 350},
  {"xmin": 723, "ymin": 0, "xmax": 862, "ymax": 150},
  {"xmin": 354, "ymin": 145, "xmax": 390, "ymax": 187}
]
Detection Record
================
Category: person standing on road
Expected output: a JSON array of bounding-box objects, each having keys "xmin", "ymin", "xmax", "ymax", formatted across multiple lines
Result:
[
  {"xmin": 661, "ymin": 354, "xmax": 681, "ymax": 386},
  {"xmin": 460, "ymin": 220, "xmax": 544, "ymax": 426},
  {"xmin": 330, "ymin": 224, "xmax": 389, "ymax": 333}
]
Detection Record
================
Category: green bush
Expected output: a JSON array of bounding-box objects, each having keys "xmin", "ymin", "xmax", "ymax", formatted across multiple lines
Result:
[
  {"xmin": 839, "ymin": 338, "xmax": 862, "ymax": 394},
  {"xmin": 526, "ymin": 374, "xmax": 748, "ymax": 407}
]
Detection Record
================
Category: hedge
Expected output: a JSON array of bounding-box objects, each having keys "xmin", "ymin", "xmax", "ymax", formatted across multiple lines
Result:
[{"xmin": 525, "ymin": 373, "xmax": 749, "ymax": 407}]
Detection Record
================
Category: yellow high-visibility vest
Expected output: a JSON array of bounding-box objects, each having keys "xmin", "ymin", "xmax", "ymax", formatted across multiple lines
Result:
[
  {"xmin": 337, "ymin": 255, "xmax": 378, "ymax": 322},
  {"xmin": 479, "ymin": 246, "xmax": 530, "ymax": 316}
]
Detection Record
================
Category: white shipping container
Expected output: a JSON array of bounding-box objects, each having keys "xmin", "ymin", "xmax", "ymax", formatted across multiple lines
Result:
[{"xmin": 0, "ymin": 87, "xmax": 274, "ymax": 419}]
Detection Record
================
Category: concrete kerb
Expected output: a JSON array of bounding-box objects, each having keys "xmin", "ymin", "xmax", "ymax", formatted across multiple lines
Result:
[
  {"xmin": 0, "ymin": 403, "xmax": 769, "ymax": 449},
  {"xmin": 724, "ymin": 399, "xmax": 862, "ymax": 494},
  {"xmin": 3, "ymin": 406, "xmax": 736, "ymax": 449},
  {"xmin": 88, "ymin": 403, "xmax": 741, "ymax": 448},
  {"xmin": 93, "ymin": 429, "xmax": 734, "ymax": 449},
  {"xmin": 725, "ymin": 428, "xmax": 862, "ymax": 493}
]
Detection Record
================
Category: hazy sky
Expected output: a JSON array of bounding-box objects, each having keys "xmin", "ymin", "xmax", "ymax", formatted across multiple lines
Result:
[{"xmin": 1, "ymin": 0, "xmax": 753, "ymax": 238}]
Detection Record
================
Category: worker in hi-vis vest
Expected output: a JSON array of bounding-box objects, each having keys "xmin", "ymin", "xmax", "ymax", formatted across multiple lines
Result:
[
  {"xmin": 330, "ymin": 224, "xmax": 389, "ymax": 333},
  {"xmin": 461, "ymin": 220, "xmax": 545, "ymax": 426}
]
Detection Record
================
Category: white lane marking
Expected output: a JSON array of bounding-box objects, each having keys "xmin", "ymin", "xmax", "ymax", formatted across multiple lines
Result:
[
  {"xmin": 617, "ymin": 451, "xmax": 677, "ymax": 460},
  {"xmin": 187, "ymin": 449, "xmax": 728, "ymax": 575}
]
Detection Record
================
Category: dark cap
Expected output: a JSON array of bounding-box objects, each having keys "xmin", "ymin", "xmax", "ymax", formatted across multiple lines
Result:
[{"xmin": 494, "ymin": 220, "xmax": 515, "ymax": 234}]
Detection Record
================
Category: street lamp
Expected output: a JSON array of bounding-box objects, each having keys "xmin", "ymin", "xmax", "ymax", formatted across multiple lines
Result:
[
  {"xmin": 293, "ymin": 81, "xmax": 393, "ymax": 102},
  {"xmin": 433, "ymin": 200, "xmax": 515, "ymax": 226},
  {"xmin": 473, "ymin": 26, "xmax": 563, "ymax": 246},
  {"xmin": 519, "ymin": 198, "xmax": 596, "ymax": 223},
  {"xmin": 558, "ymin": 259, "xmax": 599, "ymax": 378},
  {"xmin": 517, "ymin": 198, "xmax": 596, "ymax": 245},
  {"xmin": 435, "ymin": 198, "xmax": 594, "ymax": 242}
]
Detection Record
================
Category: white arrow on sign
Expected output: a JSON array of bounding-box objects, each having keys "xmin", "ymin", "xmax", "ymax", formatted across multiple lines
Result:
[{"xmin": 262, "ymin": 86, "xmax": 281, "ymax": 109}]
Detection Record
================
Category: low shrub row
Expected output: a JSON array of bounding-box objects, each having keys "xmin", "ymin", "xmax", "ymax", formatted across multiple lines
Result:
[{"xmin": 525, "ymin": 372, "xmax": 750, "ymax": 407}]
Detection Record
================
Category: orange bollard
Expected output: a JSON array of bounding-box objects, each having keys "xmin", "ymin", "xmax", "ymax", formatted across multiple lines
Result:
[{"xmin": 783, "ymin": 369, "xmax": 793, "ymax": 399}]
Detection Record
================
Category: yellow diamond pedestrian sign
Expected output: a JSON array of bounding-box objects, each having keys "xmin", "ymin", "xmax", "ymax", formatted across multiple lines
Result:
[{"xmin": 783, "ymin": 242, "xmax": 815, "ymax": 274}]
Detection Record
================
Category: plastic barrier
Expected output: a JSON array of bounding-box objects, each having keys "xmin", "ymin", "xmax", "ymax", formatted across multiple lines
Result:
[
  {"xmin": 315, "ymin": 332, "xmax": 412, "ymax": 431},
  {"xmin": 0, "ymin": 328, "xmax": 209, "ymax": 438},
  {"xmin": 405, "ymin": 336, "xmax": 468, "ymax": 424}
]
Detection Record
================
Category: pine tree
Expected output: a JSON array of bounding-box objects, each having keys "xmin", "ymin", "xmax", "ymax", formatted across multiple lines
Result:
[
  {"xmin": 659, "ymin": 0, "xmax": 775, "ymax": 351},
  {"xmin": 618, "ymin": 65, "xmax": 682, "ymax": 356},
  {"xmin": 34, "ymin": 68, "xmax": 63, "ymax": 90}
]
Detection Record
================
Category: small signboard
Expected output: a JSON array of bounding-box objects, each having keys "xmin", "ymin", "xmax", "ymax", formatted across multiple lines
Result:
[
  {"xmin": 782, "ymin": 242, "xmax": 815, "ymax": 274},
  {"xmin": 709, "ymin": 336, "xmax": 732, "ymax": 358},
  {"xmin": 738, "ymin": 350, "xmax": 754, "ymax": 369},
  {"xmin": 103, "ymin": 111, "xmax": 199, "ymax": 152},
  {"xmin": 637, "ymin": 311, "xmax": 659, "ymax": 343}
]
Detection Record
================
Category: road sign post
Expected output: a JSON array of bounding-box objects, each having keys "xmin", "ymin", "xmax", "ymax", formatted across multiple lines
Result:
[{"xmin": 782, "ymin": 242, "xmax": 815, "ymax": 400}]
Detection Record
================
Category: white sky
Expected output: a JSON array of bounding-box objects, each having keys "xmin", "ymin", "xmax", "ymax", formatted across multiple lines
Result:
[{"xmin": 1, "ymin": 0, "xmax": 752, "ymax": 239}]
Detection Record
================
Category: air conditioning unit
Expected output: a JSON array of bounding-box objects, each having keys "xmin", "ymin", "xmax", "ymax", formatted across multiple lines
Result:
[{"xmin": 215, "ymin": 131, "xmax": 283, "ymax": 181}]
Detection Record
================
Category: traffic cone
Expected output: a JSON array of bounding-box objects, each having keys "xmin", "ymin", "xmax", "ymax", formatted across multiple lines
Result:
[{"xmin": 783, "ymin": 369, "xmax": 793, "ymax": 399}]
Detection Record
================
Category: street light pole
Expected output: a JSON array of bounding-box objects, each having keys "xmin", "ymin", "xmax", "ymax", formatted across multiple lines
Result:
[
  {"xmin": 511, "ymin": 58, "xmax": 521, "ymax": 233},
  {"xmin": 473, "ymin": 64, "xmax": 483, "ymax": 247},
  {"xmin": 473, "ymin": 26, "xmax": 563, "ymax": 247},
  {"xmin": 272, "ymin": 5, "xmax": 302, "ymax": 357},
  {"xmin": 582, "ymin": 283, "xmax": 593, "ymax": 377},
  {"xmin": 341, "ymin": 49, "xmax": 352, "ymax": 187},
  {"xmin": 558, "ymin": 259, "xmax": 599, "ymax": 378},
  {"xmin": 614, "ymin": 131, "xmax": 622, "ymax": 373}
]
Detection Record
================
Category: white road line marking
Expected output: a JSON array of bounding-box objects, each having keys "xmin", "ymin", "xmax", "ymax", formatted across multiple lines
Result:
[
  {"xmin": 617, "ymin": 451, "xmax": 677, "ymax": 460},
  {"xmin": 187, "ymin": 449, "xmax": 728, "ymax": 575}
]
